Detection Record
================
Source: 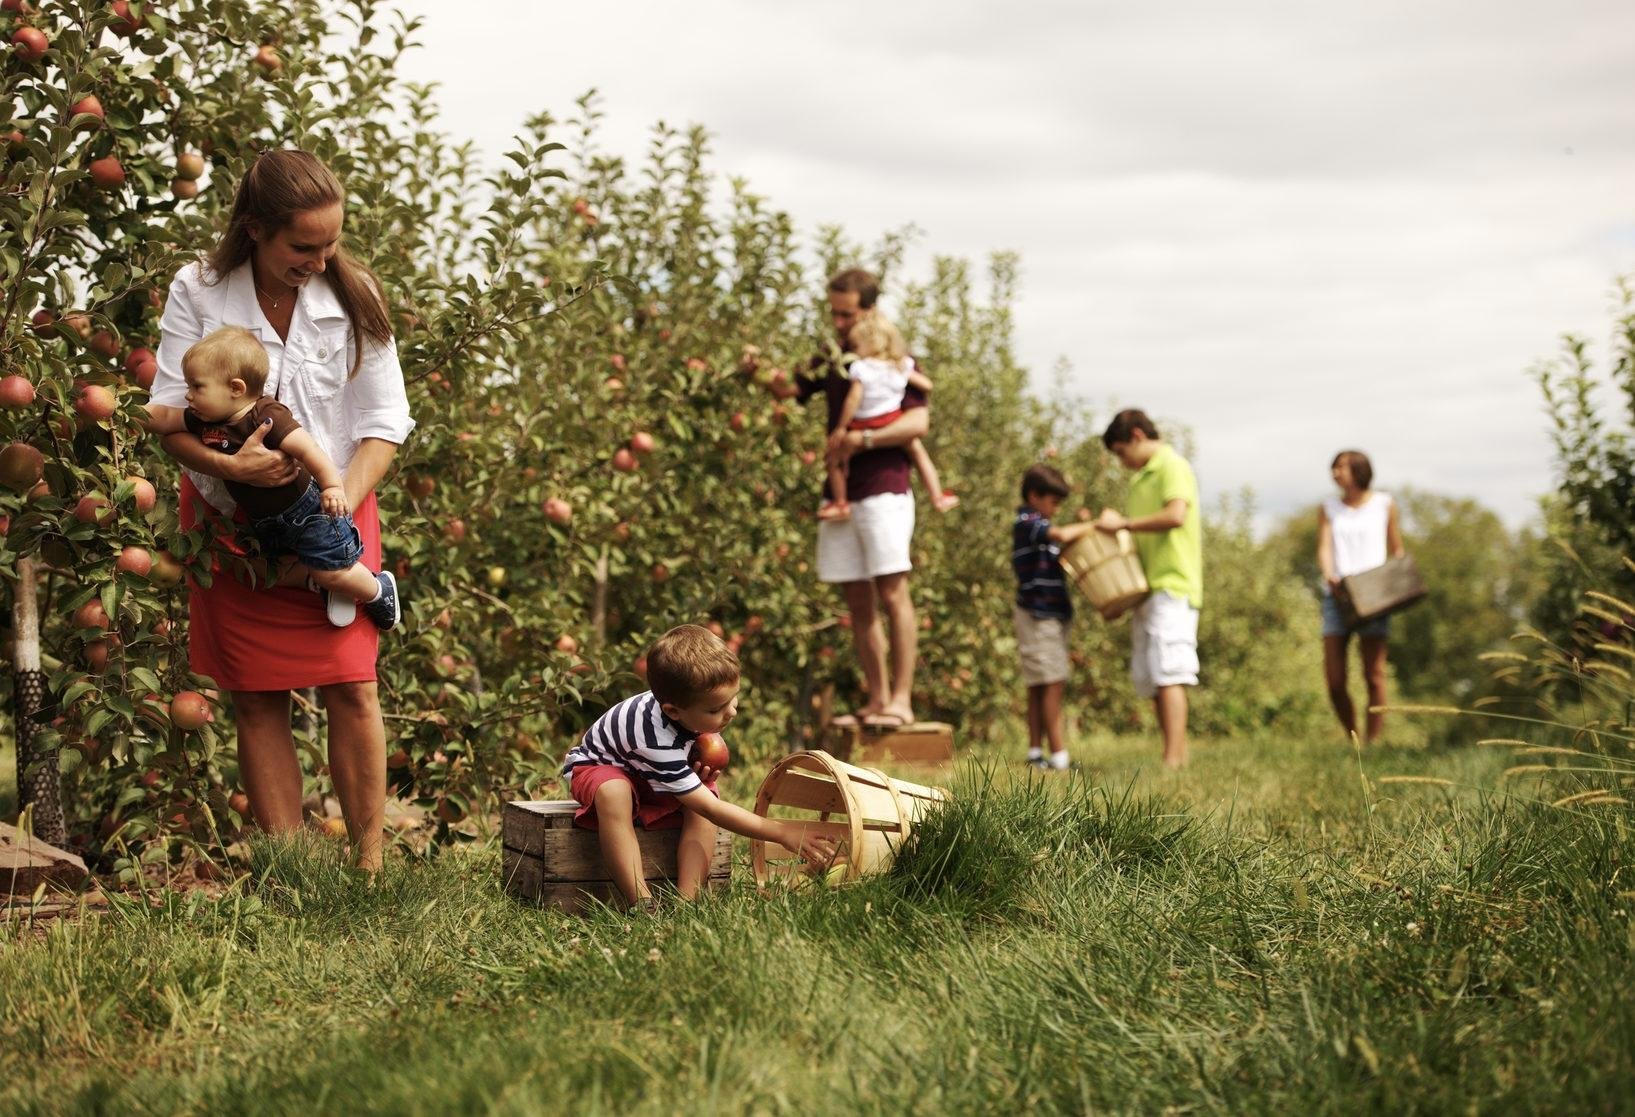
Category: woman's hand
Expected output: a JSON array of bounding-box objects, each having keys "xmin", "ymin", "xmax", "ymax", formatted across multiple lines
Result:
[{"xmin": 228, "ymin": 420, "xmax": 301, "ymax": 486}]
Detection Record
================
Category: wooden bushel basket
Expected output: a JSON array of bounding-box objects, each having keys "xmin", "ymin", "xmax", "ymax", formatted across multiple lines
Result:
[
  {"xmin": 1334, "ymin": 555, "xmax": 1428, "ymax": 627},
  {"xmin": 1060, "ymin": 529, "xmax": 1149, "ymax": 620},
  {"xmin": 750, "ymin": 750, "xmax": 949, "ymax": 886}
]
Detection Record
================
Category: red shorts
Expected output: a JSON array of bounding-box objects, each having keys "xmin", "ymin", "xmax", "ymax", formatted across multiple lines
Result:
[
  {"xmin": 849, "ymin": 409, "xmax": 903, "ymax": 431},
  {"xmin": 568, "ymin": 764, "xmax": 718, "ymax": 830}
]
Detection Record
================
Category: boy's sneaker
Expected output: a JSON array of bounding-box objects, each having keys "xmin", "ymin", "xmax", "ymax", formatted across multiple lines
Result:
[
  {"xmin": 361, "ymin": 571, "xmax": 400, "ymax": 631},
  {"xmin": 323, "ymin": 589, "xmax": 357, "ymax": 628}
]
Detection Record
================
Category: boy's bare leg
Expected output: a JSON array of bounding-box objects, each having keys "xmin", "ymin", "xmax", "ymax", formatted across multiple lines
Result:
[
  {"xmin": 676, "ymin": 808, "xmax": 718, "ymax": 900},
  {"xmin": 1154, "ymin": 686, "xmax": 1189, "ymax": 769},
  {"xmin": 310, "ymin": 562, "xmax": 380, "ymax": 604},
  {"xmin": 1026, "ymin": 685, "xmax": 1043, "ymax": 754},
  {"xmin": 1359, "ymin": 635, "xmax": 1389, "ymax": 743},
  {"xmin": 593, "ymin": 781, "xmax": 649, "ymax": 905},
  {"xmin": 1042, "ymin": 680, "xmax": 1066, "ymax": 757}
]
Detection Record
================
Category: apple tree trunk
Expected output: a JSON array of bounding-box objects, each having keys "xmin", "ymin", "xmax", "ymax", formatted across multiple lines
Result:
[{"xmin": 12, "ymin": 556, "xmax": 65, "ymax": 844}]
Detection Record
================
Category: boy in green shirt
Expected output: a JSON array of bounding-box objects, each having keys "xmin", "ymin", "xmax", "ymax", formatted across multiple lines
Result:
[{"xmin": 1094, "ymin": 409, "xmax": 1202, "ymax": 769}]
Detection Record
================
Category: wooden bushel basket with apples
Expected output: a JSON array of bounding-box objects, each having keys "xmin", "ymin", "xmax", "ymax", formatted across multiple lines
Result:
[
  {"xmin": 1334, "ymin": 554, "xmax": 1428, "ymax": 628},
  {"xmin": 750, "ymin": 750, "xmax": 949, "ymax": 886},
  {"xmin": 1060, "ymin": 529, "xmax": 1149, "ymax": 620}
]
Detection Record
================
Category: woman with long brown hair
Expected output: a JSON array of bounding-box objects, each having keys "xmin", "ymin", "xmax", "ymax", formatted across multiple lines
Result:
[
  {"xmin": 1317, "ymin": 450, "xmax": 1405, "ymax": 744},
  {"xmin": 147, "ymin": 149, "xmax": 414, "ymax": 869}
]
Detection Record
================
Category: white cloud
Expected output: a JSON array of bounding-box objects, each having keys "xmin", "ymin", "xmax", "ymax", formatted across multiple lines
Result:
[{"xmin": 394, "ymin": 0, "xmax": 1635, "ymax": 528}]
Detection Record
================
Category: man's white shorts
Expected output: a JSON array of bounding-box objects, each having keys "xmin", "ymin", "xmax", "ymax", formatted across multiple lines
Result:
[
  {"xmin": 1130, "ymin": 590, "xmax": 1200, "ymax": 698},
  {"xmin": 816, "ymin": 491, "xmax": 915, "ymax": 584}
]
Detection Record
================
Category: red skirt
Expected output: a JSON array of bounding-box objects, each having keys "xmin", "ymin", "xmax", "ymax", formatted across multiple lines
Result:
[{"xmin": 179, "ymin": 474, "xmax": 381, "ymax": 692}]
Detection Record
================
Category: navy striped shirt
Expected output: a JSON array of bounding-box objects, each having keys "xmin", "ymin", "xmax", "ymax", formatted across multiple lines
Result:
[
  {"xmin": 560, "ymin": 692, "xmax": 703, "ymax": 796},
  {"xmin": 1013, "ymin": 507, "xmax": 1072, "ymax": 620}
]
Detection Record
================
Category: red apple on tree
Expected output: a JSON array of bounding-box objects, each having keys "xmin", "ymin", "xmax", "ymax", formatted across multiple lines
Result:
[
  {"xmin": 542, "ymin": 497, "xmax": 572, "ymax": 525},
  {"xmin": 171, "ymin": 178, "xmax": 199, "ymax": 201},
  {"xmin": 0, "ymin": 375, "xmax": 35, "ymax": 409},
  {"xmin": 87, "ymin": 155, "xmax": 125, "ymax": 189},
  {"xmin": 109, "ymin": 1, "xmax": 142, "ymax": 35},
  {"xmin": 611, "ymin": 447, "xmax": 638, "ymax": 472},
  {"xmin": 0, "ymin": 442, "xmax": 44, "ymax": 491},
  {"xmin": 11, "ymin": 26, "xmax": 48, "ymax": 62},
  {"xmin": 68, "ymin": 95, "xmax": 104, "ymax": 129},
  {"xmin": 651, "ymin": 562, "xmax": 670, "ymax": 583},
  {"xmin": 609, "ymin": 353, "xmax": 626, "ymax": 372},
  {"xmin": 125, "ymin": 475, "xmax": 157, "ymax": 512},
  {"xmin": 175, "ymin": 151, "xmax": 205, "ymax": 180},
  {"xmin": 252, "ymin": 44, "xmax": 281, "ymax": 73},
  {"xmin": 73, "ymin": 494, "xmax": 114, "ymax": 526},
  {"xmin": 73, "ymin": 600, "xmax": 111, "ymax": 632},
  {"xmin": 447, "ymin": 517, "xmax": 467, "ymax": 543},
  {"xmin": 75, "ymin": 383, "xmax": 117, "ymax": 422},
  {"xmin": 89, "ymin": 329, "xmax": 120, "ymax": 359},
  {"xmin": 729, "ymin": 412, "xmax": 747, "ymax": 432},
  {"xmin": 116, "ymin": 545, "xmax": 152, "ymax": 577},
  {"xmin": 554, "ymin": 633, "xmax": 578, "ymax": 655},
  {"xmin": 169, "ymin": 690, "xmax": 211, "ymax": 731},
  {"xmin": 629, "ymin": 431, "xmax": 656, "ymax": 455}
]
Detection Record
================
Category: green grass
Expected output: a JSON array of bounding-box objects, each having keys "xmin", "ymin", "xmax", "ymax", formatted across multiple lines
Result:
[{"xmin": 2, "ymin": 729, "xmax": 1632, "ymax": 1114}]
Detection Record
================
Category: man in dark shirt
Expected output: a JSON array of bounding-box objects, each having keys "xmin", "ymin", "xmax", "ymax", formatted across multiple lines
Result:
[{"xmin": 776, "ymin": 268, "xmax": 930, "ymax": 728}]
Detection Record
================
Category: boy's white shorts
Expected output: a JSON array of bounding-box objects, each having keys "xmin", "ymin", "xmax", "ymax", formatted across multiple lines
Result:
[
  {"xmin": 1130, "ymin": 590, "xmax": 1200, "ymax": 697},
  {"xmin": 816, "ymin": 492, "xmax": 915, "ymax": 583}
]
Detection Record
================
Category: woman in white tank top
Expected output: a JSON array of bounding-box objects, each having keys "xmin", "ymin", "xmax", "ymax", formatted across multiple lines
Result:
[{"xmin": 1316, "ymin": 450, "xmax": 1406, "ymax": 743}]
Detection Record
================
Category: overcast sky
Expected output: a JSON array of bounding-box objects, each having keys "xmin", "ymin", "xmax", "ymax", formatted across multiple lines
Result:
[{"xmin": 395, "ymin": 0, "xmax": 1634, "ymax": 529}]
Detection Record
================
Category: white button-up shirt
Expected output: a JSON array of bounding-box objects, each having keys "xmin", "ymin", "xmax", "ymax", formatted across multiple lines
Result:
[{"xmin": 149, "ymin": 260, "xmax": 416, "ymax": 514}]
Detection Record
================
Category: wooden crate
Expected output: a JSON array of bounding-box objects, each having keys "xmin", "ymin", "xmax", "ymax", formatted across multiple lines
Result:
[
  {"xmin": 823, "ymin": 720, "xmax": 954, "ymax": 764},
  {"xmin": 751, "ymin": 750, "xmax": 950, "ymax": 885},
  {"xmin": 1335, "ymin": 555, "xmax": 1428, "ymax": 626},
  {"xmin": 501, "ymin": 800, "xmax": 732, "ymax": 913}
]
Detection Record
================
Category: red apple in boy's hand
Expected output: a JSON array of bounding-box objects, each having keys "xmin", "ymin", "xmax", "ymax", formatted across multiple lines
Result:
[{"xmin": 694, "ymin": 732, "xmax": 729, "ymax": 772}]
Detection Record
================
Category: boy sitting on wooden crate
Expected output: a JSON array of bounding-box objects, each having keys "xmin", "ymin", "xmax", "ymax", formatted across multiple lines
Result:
[{"xmin": 560, "ymin": 624, "xmax": 837, "ymax": 910}]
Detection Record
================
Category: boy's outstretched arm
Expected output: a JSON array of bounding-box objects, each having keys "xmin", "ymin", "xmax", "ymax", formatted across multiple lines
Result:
[
  {"xmin": 276, "ymin": 428, "xmax": 351, "ymax": 516},
  {"xmin": 673, "ymin": 784, "xmax": 839, "ymax": 866},
  {"xmin": 143, "ymin": 402, "xmax": 187, "ymax": 436}
]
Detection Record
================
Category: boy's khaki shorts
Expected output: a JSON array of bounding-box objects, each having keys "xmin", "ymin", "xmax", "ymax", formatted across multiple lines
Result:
[{"xmin": 1014, "ymin": 605, "xmax": 1070, "ymax": 687}]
